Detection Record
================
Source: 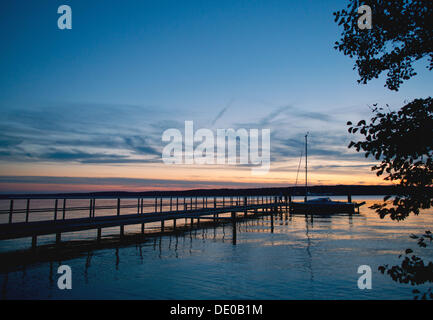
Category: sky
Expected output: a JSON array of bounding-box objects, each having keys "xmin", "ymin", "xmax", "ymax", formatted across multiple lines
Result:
[{"xmin": 0, "ymin": 0, "xmax": 432, "ymax": 193}]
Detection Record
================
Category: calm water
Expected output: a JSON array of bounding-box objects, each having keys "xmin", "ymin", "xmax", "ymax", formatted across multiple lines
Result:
[{"xmin": 1, "ymin": 196, "xmax": 432, "ymax": 299}]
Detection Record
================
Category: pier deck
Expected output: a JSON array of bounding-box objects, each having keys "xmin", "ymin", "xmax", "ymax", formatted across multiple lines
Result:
[{"xmin": 0, "ymin": 195, "xmax": 289, "ymax": 248}]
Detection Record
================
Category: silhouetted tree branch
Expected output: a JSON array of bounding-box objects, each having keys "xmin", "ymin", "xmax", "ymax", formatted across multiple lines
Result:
[
  {"xmin": 334, "ymin": 0, "xmax": 433, "ymax": 91},
  {"xmin": 335, "ymin": 0, "xmax": 433, "ymax": 298},
  {"xmin": 379, "ymin": 231, "xmax": 433, "ymax": 299},
  {"xmin": 347, "ymin": 98, "xmax": 433, "ymax": 221}
]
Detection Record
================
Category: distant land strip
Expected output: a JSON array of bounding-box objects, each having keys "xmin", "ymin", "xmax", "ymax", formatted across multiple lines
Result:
[{"xmin": 1, "ymin": 185, "xmax": 431, "ymax": 199}]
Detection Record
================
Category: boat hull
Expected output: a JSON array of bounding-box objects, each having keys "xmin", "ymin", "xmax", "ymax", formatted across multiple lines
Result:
[{"xmin": 289, "ymin": 202, "xmax": 357, "ymax": 214}]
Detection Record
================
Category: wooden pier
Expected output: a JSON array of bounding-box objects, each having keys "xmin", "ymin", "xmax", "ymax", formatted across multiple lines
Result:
[{"xmin": 0, "ymin": 194, "xmax": 290, "ymax": 248}]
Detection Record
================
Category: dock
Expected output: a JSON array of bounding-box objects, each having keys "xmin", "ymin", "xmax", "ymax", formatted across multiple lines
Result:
[{"xmin": 0, "ymin": 194, "xmax": 294, "ymax": 248}]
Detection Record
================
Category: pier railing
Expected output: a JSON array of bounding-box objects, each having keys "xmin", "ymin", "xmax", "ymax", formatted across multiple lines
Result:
[{"xmin": 0, "ymin": 195, "xmax": 288, "ymax": 223}]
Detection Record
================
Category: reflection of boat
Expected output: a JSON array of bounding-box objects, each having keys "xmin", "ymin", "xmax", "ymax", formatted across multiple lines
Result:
[{"xmin": 290, "ymin": 134, "xmax": 365, "ymax": 214}]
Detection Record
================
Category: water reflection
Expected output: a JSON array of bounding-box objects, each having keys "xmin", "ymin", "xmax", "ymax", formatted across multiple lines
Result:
[
  {"xmin": 1, "ymin": 200, "xmax": 433, "ymax": 299},
  {"xmin": 305, "ymin": 214, "xmax": 314, "ymax": 284}
]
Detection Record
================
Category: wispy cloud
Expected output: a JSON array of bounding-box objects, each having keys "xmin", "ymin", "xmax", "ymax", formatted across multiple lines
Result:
[
  {"xmin": 0, "ymin": 101, "xmax": 368, "ymax": 179},
  {"xmin": 211, "ymin": 99, "xmax": 234, "ymax": 126},
  {"xmin": 0, "ymin": 102, "xmax": 167, "ymax": 164}
]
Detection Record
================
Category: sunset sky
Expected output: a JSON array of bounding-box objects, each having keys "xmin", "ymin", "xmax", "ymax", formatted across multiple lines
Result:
[{"xmin": 1, "ymin": 0, "xmax": 432, "ymax": 193}]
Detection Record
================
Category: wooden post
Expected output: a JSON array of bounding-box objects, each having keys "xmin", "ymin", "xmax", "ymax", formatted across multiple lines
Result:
[
  {"xmin": 31, "ymin": 235, "xmax": 37, "ymax": 249},
  {"xmin": 25, "ymin": 199, "xmax": 30, "ymax": 223},
  {"xmin": 348, "ymin": 194, "xmax": 352, "ymax": 203},
  {"xmin": 120, "ymin": 225, "xmax": 124, "ymax": 238},
  {"xmin": 184, "ymin": 197, "xmax": 187, "ymax": 223},
  {"xmin": 54, "ymin": 199, "xmax": 59, "ymax": 220},
  {"xmin": 170, "ymin": 197, "xmax": 172, "ymax": 211},
  {"xmin": 56, "ymin": 233, "xmax": 61, "ymax": 245},
  {"xmin": 244, "ymin": 196, "xmax": 247, "ymax": 217},
  {"xmin": 88, "ymin": 199, "xmax": 92, "ymax": 218},
  {"xmin": 117, "ymin": 198, "xmax": 121, "ymax": 216},
  {"xmin": 270, "ymin": 207, "xmax": 274, "ymax": 232},
  {"xmin": 141, "ymin": 198, "xmax": 144, "ymax": 214},
  {"xmin": 155, "ymin": 198, "xmax": 157, "ymax": 212},
  {"xmin": 62, "ymin": 198, "xmax": 66, "ymax": 220},
  {"xmin": 8, "ymin": 199, "xmax": 13, "ymax": 224},
  {"xmin": 160, "ymin": 197, "xmax": 164, "ymax": 231},
  {"xmin": 231, "ymin": 211, "xmax": 237, "ymax": 245},
  {"xmin": 137, "ymin": 198, "xmax": 140, "ymax": 214},
  {"xmin": 97, "ymin": 228, "xmax": 102, "ymax": 242},
  {"xmin": 174, "ymin": 197, "xmax": 178, "ymax": 229},
  {"xmin": 141, "ymin": 223, "xmax": 145, "ymax": 234},
  {"xmin": 288, "ymin": 195, "xmax": 292, "ymax": 215}
]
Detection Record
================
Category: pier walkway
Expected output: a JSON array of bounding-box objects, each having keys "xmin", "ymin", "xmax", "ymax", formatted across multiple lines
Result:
[{"xmin": 0, "ymin": 194, "xmax": 290, "ymax": 248}]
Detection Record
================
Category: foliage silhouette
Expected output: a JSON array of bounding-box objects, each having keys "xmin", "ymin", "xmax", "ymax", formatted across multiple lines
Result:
[
  {"xmin": 334, "ymin": 0, "xmax": 433, "ymax": 91},
  {"xmin": 347, "ymin": 98, "xmax": 433, "ymax": 221},
  {"xmin": 334, "ymin": 0, "xmax": 433, "ymax": 298},
  {"xmin": 378, "ymin": 231, "xmax": 433, "ymax": 300}
]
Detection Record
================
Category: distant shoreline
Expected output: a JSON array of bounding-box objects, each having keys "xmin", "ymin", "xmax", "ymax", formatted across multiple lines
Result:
[{"xmin": 1, "ymin": 184, "xmax": 427, "ymax": 199}]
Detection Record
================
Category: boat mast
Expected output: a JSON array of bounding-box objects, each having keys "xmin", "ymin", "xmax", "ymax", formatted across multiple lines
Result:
[{"xmin": 304, "ymin": 133, "xmax": 308, "ymax": 202}]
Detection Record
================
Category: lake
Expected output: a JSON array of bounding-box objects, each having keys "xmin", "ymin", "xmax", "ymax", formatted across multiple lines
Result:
[{"xmin": 1, "ymin": 196, "xmax": 432, "ymax": 299}]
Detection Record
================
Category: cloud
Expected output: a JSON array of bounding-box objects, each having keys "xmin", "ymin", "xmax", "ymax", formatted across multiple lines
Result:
[
  {"xmin": 0, "ymin": 102, "xmax": 167, "ymax": 164},
  {"xmin": 0, "ymin": 101, "xmax": 368, "ymax": 173},
  {"xmin": 0, "ymin": 135, "xmax": 23, "ymax": 148},
  {"xmin": 123, "ymin": 136, "xmax": 161, "ymax": 156},
  {"xmin": 211, "ymin": 99, "xmax": 234, "ymax": 126}
]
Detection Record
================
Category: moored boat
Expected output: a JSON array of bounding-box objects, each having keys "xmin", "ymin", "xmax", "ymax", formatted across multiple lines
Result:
[
  {"xmin": 290, "ymin": 197, "xmax": 365, "ymax": 214},
  {"xmin": 290, "ymin": 133, "xmax": 365, "ymax": 214}
]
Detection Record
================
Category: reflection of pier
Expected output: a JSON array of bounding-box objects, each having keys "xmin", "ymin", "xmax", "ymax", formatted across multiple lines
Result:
[
  {"xmin": 0, "ymin": 206, "xmax": 360, "ymax": 299},
  {"xmin": 0, "ymin": 194, "xmax": 290, "ymax": 248},
  {"xmin": 0, "ymin": 213, "xmax": 289, "ymax": 298}
]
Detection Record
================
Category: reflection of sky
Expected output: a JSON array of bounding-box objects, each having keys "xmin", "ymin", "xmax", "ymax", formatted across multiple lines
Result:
[
  {"xmin": 1, "ymin": 0, "xmax": 432, "ymax": 192},
  {"xmin": 1, "ymin": 199, "xmax": 432, "ymax": 299}
]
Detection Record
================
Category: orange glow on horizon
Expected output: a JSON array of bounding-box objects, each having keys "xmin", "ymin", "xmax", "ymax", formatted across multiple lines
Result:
[{"xmin": 0, "ymin": 158, "xmax": 390, "ymax": 193}]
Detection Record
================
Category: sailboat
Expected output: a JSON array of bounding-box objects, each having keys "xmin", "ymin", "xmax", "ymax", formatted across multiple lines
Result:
[{"xmin": 289, "ymin": 133, "xmax": 365, "ymax": 214}]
